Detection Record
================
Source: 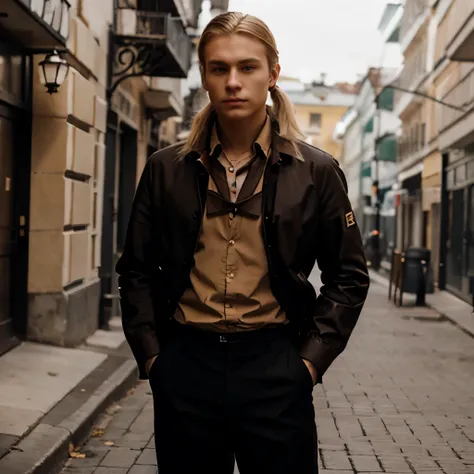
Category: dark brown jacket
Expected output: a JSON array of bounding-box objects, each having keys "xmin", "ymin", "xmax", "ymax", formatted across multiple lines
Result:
[{"xmin": 116, "ymin": 125, "xmax": 370, "ymax": 382}]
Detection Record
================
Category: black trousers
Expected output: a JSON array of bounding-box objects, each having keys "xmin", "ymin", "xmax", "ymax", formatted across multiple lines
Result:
[{"xmin": 149, "ymin": 324, "xmax": 318, "ymax": 474}]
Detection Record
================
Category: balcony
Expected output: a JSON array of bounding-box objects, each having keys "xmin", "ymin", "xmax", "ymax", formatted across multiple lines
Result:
[
  {"xmin": 113, "ymin": 9, "xmax": 192, "ymax": 81},
  {"xmin": 399, "ymin": 0, "xmax": 430, "ymax": 53},
  {"xmin": 143, "ymin": 77, "xmax": 184, "ymax": 120},
  {"xmin": 437, "ymin": 68, "xmax": 474, "ymax": 149},
  {"xmin": 445, "ymin": 0, "xmax": 474, "ymax": 61},
  {"xmin": 0, "ymin": 0, "xmax": 70, "ymax": 50},
  {"xmin": 393, "ymin": 40, "xmax": 428, "ymax": 117}
]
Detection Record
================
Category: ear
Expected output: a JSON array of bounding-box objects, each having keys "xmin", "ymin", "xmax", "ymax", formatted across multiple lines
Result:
[{"xmin": 269, "ymin": 63, "xmax": 281, "ymax": 89}]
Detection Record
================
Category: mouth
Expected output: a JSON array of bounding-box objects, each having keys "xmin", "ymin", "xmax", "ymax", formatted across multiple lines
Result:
[{"xmin": 223, "ymin": 98, "xmax": 246, "ymax": 104}]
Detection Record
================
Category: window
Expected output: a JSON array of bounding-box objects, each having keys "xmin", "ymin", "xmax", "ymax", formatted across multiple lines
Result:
[
  {"xmin": 420, "ymin": 123, "xmax": 426, "ymax": 148},
  {"xmin": 309, "ymin": 113, "xmax": 321, "ymax": 129}
]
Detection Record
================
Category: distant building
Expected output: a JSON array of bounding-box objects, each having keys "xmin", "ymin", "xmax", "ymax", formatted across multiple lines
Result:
[
  {"xmin": 281, "ymin": 74, "xmax": 357, "ymax": 160},
  {"xmin": 335, "ymin": 3, "xmax": 403, "ymax": 269}
]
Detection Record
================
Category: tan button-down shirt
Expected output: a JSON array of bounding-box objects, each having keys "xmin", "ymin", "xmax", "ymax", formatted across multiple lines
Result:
[{"xmin": 174, "ymin": 116, "xmax": 288, "ymax": 331}]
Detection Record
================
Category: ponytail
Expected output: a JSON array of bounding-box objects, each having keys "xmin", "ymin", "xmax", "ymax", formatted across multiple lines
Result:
[
  {"xmin": 270, "ymin": 85, "xmax": 305, "ymax": 159},
  {"xmin": 178, "ymin": 102, "xmax": 215, "ymax": 158}
]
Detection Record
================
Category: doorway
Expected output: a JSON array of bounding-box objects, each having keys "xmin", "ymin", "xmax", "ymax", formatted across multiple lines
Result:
[
  {"xmin": 99, "ymin": 116, "xmax": 119, "ymax": 328},
  {"xmin": 0, "ymin": 105, "xmax": 29, "ymax": 355}
]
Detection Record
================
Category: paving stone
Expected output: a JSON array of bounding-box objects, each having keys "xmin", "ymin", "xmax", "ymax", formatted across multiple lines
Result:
[
  {"xmin": 350, "ymin": 454, "xmax": 382, "ymax": 472},
  {"xmin": 58, "ymin": 282, "xmax": 474, "ymax": 474},
  {"xmin": 65, "ymin": 448, "xmax": 109, "ymax": 469},
  {"xmin": 100, "ymin": 447, "xmax": 140, "ymax": 468},
  {"xmin": 320, "ymin": 450, "xmax": 352, "ymax": 470},
  {"xmin": 62, "ymin": 467, "xmax": 95, "ymax": 474},
  {"xmin": 319, "ymin": 471, "xmax": 354, "ymax": 474},
  {"xmin": 114, "ymin": 432, "xmax": 152, "ymax": 449},
  {"xmin": 136, "ymin": 449, "xmax": 157, "ymax": 465},
  {"xmin": 378, "ymin": 455, "xmax": 412, "ymax": 472},
  {"xmin": 146, "ymin": 435, "xmax": 155, "ymax": 449},
  {"xmin": 129, "ymin": 466, "xmax": 158, "ymax": 474},
  {"xmin": 0, "ymin": 434, "xmax": 18, "ymax": 459},
  {"xmin": 94, "ymin": 469, "xmax": 128, "ymax": 474}
]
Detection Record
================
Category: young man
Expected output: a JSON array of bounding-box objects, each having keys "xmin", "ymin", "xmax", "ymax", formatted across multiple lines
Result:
[{"xmin": 117, "ymin": 11, "xmax": 369, "ymax": 474}]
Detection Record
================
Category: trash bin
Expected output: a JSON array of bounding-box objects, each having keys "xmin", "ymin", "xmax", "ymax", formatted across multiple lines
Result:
[{"xmin": 401, "ymin": 247, "xmax": 431, "ymax": 306}]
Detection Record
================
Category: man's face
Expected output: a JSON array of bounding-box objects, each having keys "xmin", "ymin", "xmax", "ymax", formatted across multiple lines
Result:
[{"xmin": 202, "ymin": 34, "xmax": 280, "ymax": 121}]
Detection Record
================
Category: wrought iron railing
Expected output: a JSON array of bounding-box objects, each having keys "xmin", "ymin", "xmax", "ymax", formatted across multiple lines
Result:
[
  {"xmin": 20, "ymin": 0, "xmax": 70, "ymax": 41},
  {"xmin": 116, "ymin": 10, "xmax": 190, "ymax": 70}
]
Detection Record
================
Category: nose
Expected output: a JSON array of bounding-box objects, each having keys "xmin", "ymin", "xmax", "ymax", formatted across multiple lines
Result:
[{"xmin": 225, "ymin": 68, "xmax": 242, "ymax": 92}]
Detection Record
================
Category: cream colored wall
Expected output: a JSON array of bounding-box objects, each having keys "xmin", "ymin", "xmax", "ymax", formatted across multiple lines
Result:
[
  {"xmin": 28, "ymin": 1, "xmax": 112, "ymax": 294},
  {"xmin": 294, "ymin": 105, "xmax": 348, "ymax": 159}
]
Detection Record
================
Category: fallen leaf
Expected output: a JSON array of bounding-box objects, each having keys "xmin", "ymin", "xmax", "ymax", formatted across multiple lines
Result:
[
  {"xmin": 68, "ymin": 442, "xmax": 86, "ymax": 459},
  {"xmin": 91, "ymin": 429, "xmax": 105, "ymax": 437},
  {"xmin": 70, "ymin": 452, "xmax": 86, "ymax": 459},
  {"xmin": 104, "ymin": 441, "xmax": 114, "ymax": 446},
  {"xmin": 48, "ymin": 371, "xmax": 58, "ymax": 377}
]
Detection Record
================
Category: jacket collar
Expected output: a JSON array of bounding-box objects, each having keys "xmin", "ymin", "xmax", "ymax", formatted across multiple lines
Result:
[{"xmin": 184, "ymin": 113, "xmax": 303, "ymax": 165}]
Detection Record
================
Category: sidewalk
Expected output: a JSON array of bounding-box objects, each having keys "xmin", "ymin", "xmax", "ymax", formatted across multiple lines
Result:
[
  {"xmin": 0, "ymin": 317, "xmax": 137, "ymax": 474},
  {"xmin": 58, "ymin": 278, "xmax": 474, "ymax": 474},
  {"xmin": 370, "ymin": 270, "xmax": 474, "ymax": 338}
]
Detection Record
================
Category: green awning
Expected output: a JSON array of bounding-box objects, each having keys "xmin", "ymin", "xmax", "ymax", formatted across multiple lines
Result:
[
  {"xmin": 360, "ymin": 160, "xmax": 371, "ymax": 178},
  {"xmin": 376, "ymin": 135, "xmax": 397, "ymax": 162},
  {"xmin": 363, "ymin": 116, "xmax": 374, "ymax": 133},
  {"xmin": 377, "ymin": 87, "xmax": 394, "ymax": 111}
]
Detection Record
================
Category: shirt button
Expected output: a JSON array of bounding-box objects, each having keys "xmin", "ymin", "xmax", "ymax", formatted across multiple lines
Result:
[
  {"xmin": 229, "ymin": 240, "xmax": 235, "ymax": 245},
  {"xmin": 225, "ymin": 303, "xmax": 232, "ymax": 308},
  {"xmin": 229, "ymin": 166, "xmax": 235, "ymax": 172}
]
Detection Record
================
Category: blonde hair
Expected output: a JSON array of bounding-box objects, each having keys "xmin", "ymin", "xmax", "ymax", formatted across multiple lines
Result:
[{"xmin": 179, "ymin": 12, "xmax": 304, "ymax": 158}]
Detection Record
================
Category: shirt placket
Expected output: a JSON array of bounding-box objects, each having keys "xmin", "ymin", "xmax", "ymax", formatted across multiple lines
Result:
[{"xmin": 223, "ymin": 212, "xmax": 239, "ymax": 320}]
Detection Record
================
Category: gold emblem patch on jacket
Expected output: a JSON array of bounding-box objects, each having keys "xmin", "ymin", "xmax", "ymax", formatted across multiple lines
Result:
[{"xmin": 345, "ymin": 211, "xmax": 355, "ymax": 228}]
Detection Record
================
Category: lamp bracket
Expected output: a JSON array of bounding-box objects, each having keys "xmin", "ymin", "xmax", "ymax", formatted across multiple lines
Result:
[{"xmin": 107, "ymin": 43, "xmax": 166, "ymax": 99}]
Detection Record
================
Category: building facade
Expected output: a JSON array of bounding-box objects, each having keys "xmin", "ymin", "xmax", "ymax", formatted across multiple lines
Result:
[
  {"xmin": 335, "ymin": 4, "xmax": 402, "ymax": 269},
  {"xmin": 371, "ymin": 0, "xmax": 474, "ymax": 302},
  {"xmin": 0, "ymin": 0, "xmax": 113, "ymax": 354},
  {"xmin": 280, "ymin": 76, "xmax": 356, "ymax": 160},
  {"xmin": 433, "ymin": 0, "xmax": 474, "ymax": 302},
  {"xmin": 0, "ymin": 0, "xmax": 215, "ymax": 357}
]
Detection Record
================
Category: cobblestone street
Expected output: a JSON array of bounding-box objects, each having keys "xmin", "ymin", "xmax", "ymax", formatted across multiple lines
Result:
[{"xmin": 61, "ymin": 280, "xmax": 474, "ymax": 474}]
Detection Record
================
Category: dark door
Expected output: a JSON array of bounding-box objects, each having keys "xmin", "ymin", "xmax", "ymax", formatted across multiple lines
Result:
[
  {"xmin": 0, "ymin": 113, "xmax": 16, "ymax": 353},
  {"xmin": 446, "ymin": 189, "xmax": 464, "ymax": 292},
  {"xmin": 117, "ymin": 123, "xmax": 138, "ymax": 254},
  {"xmin": 99, "ymin": 121, "xmax": 118, "ymax": 327},
  {"xmin": 467, "ymin": 185, "xmax": 474, "ymax": 283}
]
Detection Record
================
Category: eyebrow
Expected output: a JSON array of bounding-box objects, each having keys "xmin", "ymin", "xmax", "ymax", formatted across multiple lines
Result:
[{"xmin": 207, "ymin": 58, "xmax": 262, "ymax": 66}]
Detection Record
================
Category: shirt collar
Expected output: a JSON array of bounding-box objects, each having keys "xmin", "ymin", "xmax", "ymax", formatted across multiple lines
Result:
[
  {"xmin": 209, "ymin": 114, "xmax": 273, "ymax": 159},
  {"xmin": 189, "ymin": 114, "xmax": 304, "ymax": 164}
]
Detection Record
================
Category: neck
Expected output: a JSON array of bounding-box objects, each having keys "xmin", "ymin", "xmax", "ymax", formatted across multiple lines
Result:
[{"xmin": 216, "ymin": 107, "xmax": 267, "ymax": 156}]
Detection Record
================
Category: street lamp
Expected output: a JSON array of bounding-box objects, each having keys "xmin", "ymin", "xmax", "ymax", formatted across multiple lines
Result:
[{"xmin": 38, "ymin": 51, "xmax": 70, "ymax": 94}]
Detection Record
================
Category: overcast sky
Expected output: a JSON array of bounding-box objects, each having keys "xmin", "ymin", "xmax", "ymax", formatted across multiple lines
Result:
[{"xmin": 222, "ymin": 0, "xmax": 390, "ymax": 84}]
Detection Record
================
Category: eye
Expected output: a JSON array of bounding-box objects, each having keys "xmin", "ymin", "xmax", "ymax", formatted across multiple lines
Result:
[
  {"xmin": 211, "ymin": 67, "xmax": 226, "ymax": 73},
  {"xmin": 242, "ymin": 65, "xmax": 255, "ymax": 72}
]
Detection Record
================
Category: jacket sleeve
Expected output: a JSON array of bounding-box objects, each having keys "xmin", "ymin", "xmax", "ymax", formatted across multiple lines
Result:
[
  {"xmin": 299, "ymin": 158, "xmax": 370, "ymax": 383},
  {"xmin": 115, "ymin": 158, "xmax": 162, "ymax": 380}
]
